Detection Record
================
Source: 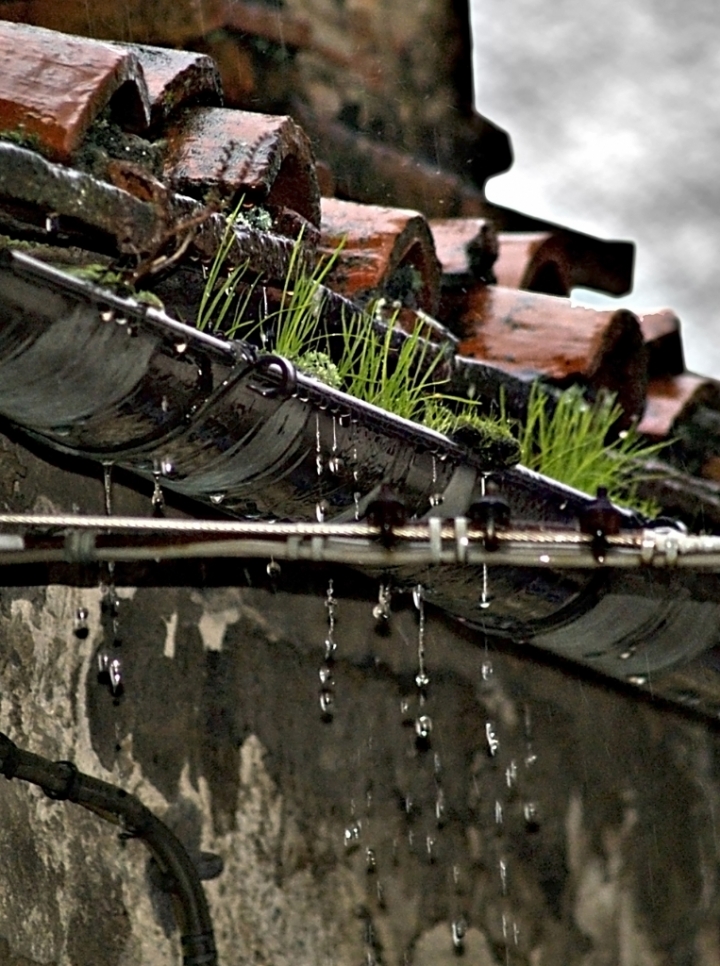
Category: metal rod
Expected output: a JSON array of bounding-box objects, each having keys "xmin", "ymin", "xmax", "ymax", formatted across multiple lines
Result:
[{"xmin": 0, "ymin": 515, "xmax": 717, "ymax": 569}]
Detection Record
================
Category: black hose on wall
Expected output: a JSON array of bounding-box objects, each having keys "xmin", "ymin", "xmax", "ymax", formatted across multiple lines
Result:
[{"xmin": 0, "ymin": 732, "xmax": 218, "ymax": 966}]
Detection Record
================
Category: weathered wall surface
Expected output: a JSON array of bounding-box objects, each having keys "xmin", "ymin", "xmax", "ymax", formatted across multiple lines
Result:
[{"xmin": 1, "ymin": 428, "xmax": 720, "ymax": 965}]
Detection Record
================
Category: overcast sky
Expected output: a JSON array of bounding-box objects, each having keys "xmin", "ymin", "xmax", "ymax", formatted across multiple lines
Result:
[{"xmin": 470, "ymin": 0, "xmax": 720, "ymax": 378}]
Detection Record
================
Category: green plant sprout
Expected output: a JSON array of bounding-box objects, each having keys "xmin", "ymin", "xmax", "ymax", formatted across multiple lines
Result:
[
  {"xmin": 518, "ymin": 383, "xmax": 666, "ymax": 516},
  {"xmin": 195, "ymin": 216, "xmax": 517, "ymax": 468}
]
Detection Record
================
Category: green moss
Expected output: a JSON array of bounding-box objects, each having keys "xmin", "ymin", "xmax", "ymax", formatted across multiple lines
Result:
[
  {"xmin": 296, "ymin": 351, "xmax": 342, "ymax": 389},
  {"xmin": 0, "ymin": 126, "xmax": 45, "ymax": 156}
]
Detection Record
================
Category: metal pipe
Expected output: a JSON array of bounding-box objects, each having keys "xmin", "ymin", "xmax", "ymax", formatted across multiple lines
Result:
[
  {"xmin": 0, "ymin": 514, "xmax": 715, "ymax": 570},
  {"xmin": 0, "ymin": 733, "xmax": 218, "ymax": 966}
]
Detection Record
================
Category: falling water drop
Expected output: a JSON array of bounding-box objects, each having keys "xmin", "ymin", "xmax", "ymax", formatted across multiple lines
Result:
[
  {"xmin": 505, "ymin": 760, "xmax": 518, "ymax": 789},
  {"xmin": 344, "ymin": 820, "xmax": 362, "ymax": 851},
  {"xmin": 485, "ymin": 721, "xmax": 500, "ymax": 757},
  {"xmin": 479, "ymin": 474, "xmax": 491, "ymax": 608},
  {"xmin": 319, "ymin": 581, "xmax": 338, "ymax": 719},
  {"xmin": 499, "ymin": 857, "xmax": 508, "ymax": 895},
  {"xmin": 209, "ymin": 493, "xmax": 226, "ymax": 505},
  {"xmin": 429, "ymin": 455, "xmax": 444, "ymax": 508},
  {"xmin": 266, "ymin": 558, "xmax": 281, "ymax": 578},
  {"xmin": 365, "ymin": 847, "xmax": 377, "ymax": 873},
  {"xmin": 426, "ymin": 834, "xmax": 436, "ymax": 862},
  {"xmin": 315, "ymin": 501, "xmax": 328, "ymax": 522},
  {"xmin": 151, "ymin": 471, "xmax": 165, "ymax": 517},
  {"xmin": 315, "ymin": 413, "xmax": 324, "ymax": 476},
  {"xmin": 319, "ymin": 689, "xmax": 335, "ymax": 720},
  {"xmin": 523, "ymin": 801, "xmax": 540, "ymax": 831},
  {"xmin": 627, "ymin": 674, "xmax": 648, "ymax": 686},
  {"xmin": 372, "ymin": 583, "xmax": 392, "ymax": 622},
  {"xmin": 102, "ymin": 462, "xmax": 113, "ymax": 516},
  {"xmin": 481, "ymin": 660, "xmax": 494, "ymax": 682},
  {"xmin": 451, "ymin": 918, "xmax": 466, "ymax": 951},
  {"xmin": 73, "ymin": 608, "xmax": 89, "ymax": 639},
  {"xmin": 435, "ymin": 787, "xmax": 446, "ymax": 826},
  {"xmin": 414, "ymin": 714, "xmax": 433, "ymax": 741},
  {"xmin": 495, "ymin": 800, "xmax": 503, "ymax": 826}
]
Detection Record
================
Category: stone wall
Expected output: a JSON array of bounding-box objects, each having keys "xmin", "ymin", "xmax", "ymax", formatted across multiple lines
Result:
[{"xmin": 1, "ymin": 427, "xmax": 720, "ymax": 965}]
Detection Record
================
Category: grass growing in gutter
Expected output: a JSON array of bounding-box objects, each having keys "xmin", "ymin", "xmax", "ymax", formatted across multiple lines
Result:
[
  {"xmin": 518, "ymin": 383, "xmax": 665, "ymax": 515},
  {"xmin": 195, "ymin": 220, "xmax": 519, "ymax": 466}
]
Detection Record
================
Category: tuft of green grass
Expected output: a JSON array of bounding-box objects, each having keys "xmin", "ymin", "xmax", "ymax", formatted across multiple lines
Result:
[
  {"xmin": 196, "ymin": 211, "xmax": 519, "ymax": 467},
  {"xmin": 518, "ymin": 383, "xmax": 666, "ymax": 516}
]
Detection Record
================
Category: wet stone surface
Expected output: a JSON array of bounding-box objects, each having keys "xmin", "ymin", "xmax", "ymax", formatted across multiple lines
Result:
[{"xmin": 0, "ymin": 431, "xmax": 720, "ymax": 965}]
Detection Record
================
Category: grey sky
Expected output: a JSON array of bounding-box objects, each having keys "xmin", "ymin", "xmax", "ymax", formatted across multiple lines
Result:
[{"xmin": 470, "ymin": 0, "xmax": 720, "ymax": 378}]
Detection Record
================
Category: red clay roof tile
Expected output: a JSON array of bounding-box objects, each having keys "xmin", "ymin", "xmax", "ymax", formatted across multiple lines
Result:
[
  {"xmin": 455, "ymin": 285, "xmax": 648, "ymax": 421},
  {"xmin": 320, "ymin": 197, "xmax": 441, "ymax": 314},
  {"xmin": 637, "ymin": 309, "xmax": 685, "ymax": 378},
  {"xmin": 163, "ymin": 106, "xmax": 321, "ymax": 228},
  {"xmin": 112, "ymin": 43, "xmax": 223, "ymax": 128},
  {"xmin": 0, "ymin": 21, "xmax": 150, "ymax": 163},
  {"xmin": 429, "ymin": 218, "xmax": 498, "ymax": 285},
  {"xmin": 638, "ymin": 375, "xmax": 720, "ymax": 440}
]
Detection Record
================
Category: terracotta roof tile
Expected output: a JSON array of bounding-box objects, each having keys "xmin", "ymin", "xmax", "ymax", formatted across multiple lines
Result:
[
  {"xmin": 319, "ymin": 197, "xmax": 441, "ymax": 314},
  {"xmin": 111, "ymin": 43, "xmax": 223, "ymax": 128},
  {"xmin": 637, "ymin": 309, "xmax": 685, "ymax": 378},
  {"xmin": 0, "ymin": 21, "xmax": 150, "ymax": 163},
  {"xmin": 493, "ymin": 230, "xmax": 636, "ymax": 298},
  {"xmin": 429, "ymin": 218, "xmax": 498, "ymax": 286},
  {"xmin": 163, "ymin": 106, "xmax": 321, "ymax": 230},
  {"xmin": 638, "ymin": 375, "xmax": 720, "ymax": 440},
  {"xmin": 455, "ymin": 285, "xmax": 648, "ymax": 421}
]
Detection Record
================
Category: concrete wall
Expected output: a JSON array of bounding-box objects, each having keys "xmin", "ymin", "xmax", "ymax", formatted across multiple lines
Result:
[{"xmin": 2, "ymin": 428, "xmax": 720, "ymax": 965}]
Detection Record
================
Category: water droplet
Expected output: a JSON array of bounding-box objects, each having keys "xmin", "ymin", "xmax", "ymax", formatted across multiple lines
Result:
[
  {"xmin": 100, "ymin": 309, "xmax": 115, "ymax": 323},
  {"xmin": 266, "ymin": 558, "xmax": 281, "ymax": 578},
  {"xmin": 619, "ymin": 647, "xmax": 636, "ymax": 660},
  {"xmin": 319, "ymin": 666, "xmax": 333, "ymax": 685},
  {"xmin": 415, "ymin": 715, "xmax": 433, "ymax": 740},
  {"xmin": 353, "ymin": 491, "xmax": 361, "ymax": 520},
  {"xmin": 115, "ymin": 316, "xmax": 128, "ymax": 327},
  {"xmin": 73, "ymin": 608, "xmax": 89, "ymax": 639},
  {"xmin": 412, "ymin": 585, "xmax": 424, "ymax": 610},
  {"xmin": 209, "ymin": 492, "xmax": 226, "ymax": 505},
  {"xmin": 429, "ymin": 492, "xmax": 444, "ymax": 507},
  {"xmin": 161, "ymin": 395, "xmax": 169, "ymax": 413},
  {"xmin": 160, "ymin": 457, "xmax": 175, "ymax": 477},
  {"xmin": 315, "ymin": 501, "xmax": 328, "ymax": 522},
  {"xmin": 505, "ymin": 760, "xmax": 518, "ymax": 788},
  {"xmin": 151, "ymin": 472, "xmax": 165, "ymax": 516},
  {"xmin": 499, "ymin": 857, "xmax": 508, "ymax": 894},
  {"xmin": 628, "ymin": 674, "xmax": 648, "ymax": 686},
  {"xmin": 435, "ymin": 788, "xmax": 446, "ymax": 825},
  {"xmin": 481, "ymin": 660, "xmax": 494, "ymax": 681},
  {"xmin": 365, "ymin": 847, "xmax": 377, "ymax": 873},
  {"xmin": 495, "ymin": 800, "xmax": 503, "ymax": 825},
  {"xmin": 328, "ymin": 456, "xmax": 343, "ymax": 474},
  {"xmin": 415, "ymin": 670, "xmax": 430, "ymax": 689},
  {"xmin": 451, "ymin": 918, "xmax": 466, "ymax": 950},
  {"xmin": 102, "ymin": 462, "xmax": 114, "ymax": 516},
  {"xmin": 485, "ymin": 721, "xmax": 499, "ymax": 756},
  {"xmin": 376, "ymin": 879, "xmax": 385, "ymax": 907},
  {"xmin": 344, "ymin": 820, "xmax": 362, "ymax": 851},
  {"xmin": 175, "ymin": 342, "xmax": 188, "ymax": 354},
  {"xmin": 426, "ymin": 834, "xmax": 436, "ymax": 862},
  {"xmin": 523, "ymin": 801, "xmax": 540, "ymax": 831},
  {"xmin": 45, "ymin": 212, "xmax": 60, "ymax": 233},
  {"xmin": 319, "ymin": 688, "xmax": 335, "ymax": 719},
  {"xmin": 433, "ymin": 752, "xmax": 442, "ymax": 775}
]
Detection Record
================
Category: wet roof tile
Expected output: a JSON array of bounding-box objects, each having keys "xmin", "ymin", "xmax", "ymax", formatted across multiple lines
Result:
[
  {"xmin": 0, "ymin": 21, "xmax": 150, "ymax": 163},
  {"xmin": 638, "ymin": 375, "xmax": 720, "ymax": 440},
  {"xmin": 163, "ymin": 106, "xmax": 321, "ymax": 228},
  {"xmin": 320, "ymin": 197, "xmax": 442, "ymax": 314},
  {"xmin": 637, "ymin": 309, "xmax": 685, "ymax": 378},
  {"xmin": 111, "ymin": 43, "xmax": 223, "ymax": 128},
  {"xmin": 455, "ymin": 285, "xmax": 648, "ymax": 421},
  {"xmin": 429, "ymin": 218, "xmax": 498, "ymax": 286}
]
